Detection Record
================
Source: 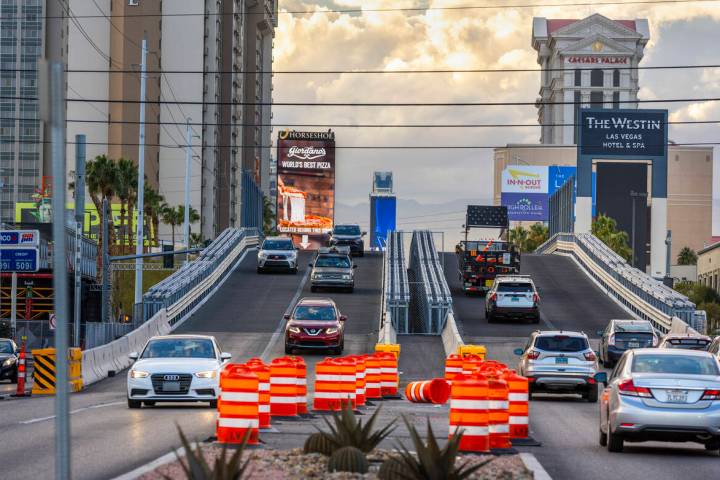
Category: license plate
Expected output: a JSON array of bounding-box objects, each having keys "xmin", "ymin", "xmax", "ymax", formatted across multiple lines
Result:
[
  {"xmin": 511, "ymin": 297, "xmax": 520, "ymax": 302},
  {"xmin": 555, "ymin": 357, "xmax": 568, "ymax": 364},
  {"xmin": 666, "ymin": 390, "xmax": 688, "ymax": 403},
  {"xmin": 628, "ymin": 342, "xmax": 640, "ymax": 348},
  {"xmin": 163, "ymin": 381, "xmax": 181, "ymax": 392}
]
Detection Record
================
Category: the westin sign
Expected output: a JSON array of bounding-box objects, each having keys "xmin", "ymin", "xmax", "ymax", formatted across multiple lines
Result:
[{"xmin": 579, "ymin": 110, "xmax": 667, "ymax": 157}]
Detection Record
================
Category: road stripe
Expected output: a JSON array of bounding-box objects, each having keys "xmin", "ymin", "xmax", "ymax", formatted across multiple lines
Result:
[
  {"xmin": 19, "ymin": 401, "xmax": 125, "ymax": 425},
  {"xmin": 260, "ymin": 265, "xmax": 311, "ymax": 362},
  {"xmin": 519, "ymin": 453, "xmax": 553, "ymax": 480}
]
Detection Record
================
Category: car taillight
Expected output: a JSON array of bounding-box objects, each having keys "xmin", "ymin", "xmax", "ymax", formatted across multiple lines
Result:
[
  {"xmin": 618, "ymin": 379, "xmax": 653, "ymax": 398},
  {"xmin": 652, "ymin": 335, "xmax": 659, "ymax": 347},
  {"xmin": 533, "ymin": 293, "xmax": 539, "ymax": 303},
  {"xmin": 702, "ymin": 389, "xmax": 720, "ymax": 401},
  {"xmin": 584, "ymin": 351, "xmax": 597, "ymax": 361},
  {"xmin": 527, "ymin": 350, "xmax": 540, "ymax": 360},
  {"xmin": 489, "ymin": 293, "xmax": 497, "ymax": 303},
  {"xmin": 608, "ymin": 334, "xmax": 615, "ymax": 346}
]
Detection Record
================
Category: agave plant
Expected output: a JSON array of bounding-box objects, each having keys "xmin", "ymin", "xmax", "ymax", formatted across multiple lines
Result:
[
  {"xmin": 387, "ymin": 417, "xmax": 493, "ymax": 480},
  {"xmin": 316, "ymin": 403, "xmax": 396, "ymax": 454},
  {"xmin": 168, "ymin": 426, "xmax": 252, "ymax": 480}
]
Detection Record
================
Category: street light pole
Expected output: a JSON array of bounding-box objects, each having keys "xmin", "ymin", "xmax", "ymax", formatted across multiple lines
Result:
[
  {"xmin": 133, "ymin": 36, "xmax": 148, "ymax": 318},
  {"xmin": 184, "ymin": 119, "xmax": 192, "ymax": 262}
]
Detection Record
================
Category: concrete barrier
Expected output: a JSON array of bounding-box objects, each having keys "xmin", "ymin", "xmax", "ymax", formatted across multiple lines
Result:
[
  {"xmin": 669, "ymin": 316, "xmax": 703, "ymax": 336},
  {"xmin": 441, "ymin": 311, "xmax": 464, "ymax": 358},
  {"xmin": 377, "ymin": 310, "xmax": 398, "ymax": 345}
]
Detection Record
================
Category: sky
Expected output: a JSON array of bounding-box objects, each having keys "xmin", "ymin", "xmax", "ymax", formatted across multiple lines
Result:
[{"xmin": 271, "ymin": 0, "xmax": 720, "ymax": 231}]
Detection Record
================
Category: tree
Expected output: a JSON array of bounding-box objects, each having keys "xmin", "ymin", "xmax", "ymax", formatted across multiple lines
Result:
[
  {"xmin": 160, "ymin": 203, "xmax": 182, "ymax": 248},
  {"xmin": 526, "ymin": 222, "xmax": 549, "ymax": 252},
  {"xmin": 86, "ymin": 155, "xmax": 118, "ymax": 274},
  {"xmin": 592, "ymin": 214, "xmax": 632, "ymax": 262},
  {"xmin": 262, "ymin": 195, "xmax": 276, "ymax": 236},
  {"xmin": 509, "ymin": 226, "xmax": 528, "ymax": 252},
  {"xmin": 113, "ymin": 158, "xmax": 138, "ymax": 252},
  {"xmin": 189, "ymin": 233, "xmax": 205, "ymax": 248},
  {"xmin": 677, "ymin": 247, "xmax": 698, "ymax": 266},
  {"xmin": 177, "ymin": 205, "xmax": 201, "ymax": 246},
  {"xmin": 143, "ymin": 186, "xmax": 164, "ymax": 248}
]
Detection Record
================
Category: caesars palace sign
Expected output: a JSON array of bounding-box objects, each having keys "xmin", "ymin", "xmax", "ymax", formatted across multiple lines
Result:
[{"xmin": 566, "ymin": 56, "xmax": 629, "ymax": 64}]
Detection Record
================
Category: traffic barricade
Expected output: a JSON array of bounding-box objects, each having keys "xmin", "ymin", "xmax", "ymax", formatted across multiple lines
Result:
[
  {"xmin": 337, "ymin": 357, "xmax": 357, "ymax": 409},
  {"xmin": 244, "ymin": 359, "xmax": 271, "ymax": 429},
  {"xmin": 444, "ymin": 354, "xmax": 463, "ymax": 383},
  {"xmin": 449, "ymin": 374, "xmax": 490, "ymax": 452},
  {"xmin": 364, "ymin": 354, "xmax": 382, "ymax": 399},
  {"xmin": 217, "ymin": 365, "xmax": 259, "ymax": 445},
  {"xmin": 461, "ymin": 354, "xmax": 484, "ymax": 376},
  {"xmin": 269, "ymin": 357, "xmax": 298, "ymax": 417},
  {"xmin": 487, "ymin": 372, "xmax": 512, "ymax": 450},
  {"xmin": 377, "ymin": 352, "xmax": 399, "ymax": 397},
  {"xmin": 31, "ymin": 348, "xmax": 83, "ymax": 395},
  {"xmin": 375, "ymin": 343, "xmax": 400, "ymax": 359},
  {"xmin": 458, "ymin": 344, "xmax": 487, "ymax": 360},
  {"xmin": 504, "ymin": 370, "xmax": 529, "ymax": 440},
  {"xmin": 15, "ymin": 339, "xmax": 28, "ymax": 396},
  {"xmin": 347, "ymin": 354, "xmax": 366, "ymax": 407},
  {"xmin": 292, "ymin": 356, "xmax": 309, "ymax": 415},
  {"xmin": 405, "ymin": 378, "xmax": 450, "ymax": 404},
  {"xmin": 314, "ymin": 358, "xmax": 341, "ymax": 411}
]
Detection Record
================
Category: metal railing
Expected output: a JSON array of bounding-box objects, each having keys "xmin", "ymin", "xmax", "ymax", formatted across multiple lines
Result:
[
  {"xmin": 536, "ymin": 232, "xmax": 701, "ymax": 333},
  {"xmin": 383, "ymin": 231, "xmax": 410, "ymax": 334},
  {"xmin": 409, "ymin": 230, "xmax": 453, "ymax": 334}
]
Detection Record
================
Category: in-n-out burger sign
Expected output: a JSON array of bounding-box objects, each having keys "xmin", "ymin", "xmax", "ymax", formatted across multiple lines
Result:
[
  {"xmin": 287, "ymin": 145, "xmax": 326, "ymax": 160},
  {"xmin": 567, "ymin": 56, "xmax": 628, "ymax": 64}
]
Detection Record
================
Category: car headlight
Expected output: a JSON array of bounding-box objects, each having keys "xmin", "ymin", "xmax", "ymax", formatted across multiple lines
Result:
[
  {"xmin": 195, "ymin": 370, "xmax": 217, "ymax": 379},
  {"xmin": 287, "ymin": 251, "xmax": 297, "ymax": 259},
  {"xmin": 342, "ymin": 274, "xmax": 351, "ymax": 280},
  {"xmin": 325, "ymin": 328, "xmax": 338, "ymax": 335},
  {"xmin": 3, "ymin": 358, "xmax": 15, "ymax": 366},
  {"xmin": 312, "ymin": 273, "xmax": 321, "ymax": 280},
  {"xmin": 129, "ymin": 370, "xmax": 150, "ymax": 379},
  {"xmin": 258, "ymin": 251, "xmax": 268, "ymax": 259},
  {"xmin": 288, "ymin": 326, "xmax": 301, "ymax": 334}
]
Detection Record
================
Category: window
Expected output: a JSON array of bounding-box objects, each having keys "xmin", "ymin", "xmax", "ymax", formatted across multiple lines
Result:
[
  {"xmin": 534, "ymin": 335, "xmax": 589, "ymax": 352},
  {"xmin": 590, "ymin": 69, "xmax": 603, "ymax": 87},
  {"xmin": 590, "ymin": 91, "xmax": 603, "ymax": 108},
  {"xmin": 632, "ymin": 354, "xmax": 719, "ymax": 375},
  {"xmin": 573, "ymin": 91, "xmax": 581, "ymax": 142},
  {"xmin": 612, "ymin": 91, "xmax": 620, "ymax": 110},
  {"xmin": 574, "ymin": 69, "xmax": 581, "ymax": 87},
  {"xmin": 613, "ymin": 69, "xmax": 620, "ymax": 87}
]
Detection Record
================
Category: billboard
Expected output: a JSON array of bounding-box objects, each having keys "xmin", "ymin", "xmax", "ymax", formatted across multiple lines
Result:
[
  {"xmin": 579, "ymin": 110, "xmax": 667, "ymax": 158},
  {"xmin": 501, "ymin": 166, "xmax": 549, "ymax": 194},
  {"xmin": 501, "ymin": 193, "xmax": 548, "ymax": 221},
  {"xmin": 276, "ymin": 130, "xmax": 336, "ymax": 247},
  {"xmin": 370, "ymin": 196, "xmax": 396, "ymax": 250}
]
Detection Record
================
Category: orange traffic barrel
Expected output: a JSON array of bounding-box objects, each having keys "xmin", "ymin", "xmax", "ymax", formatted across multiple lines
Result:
[
  {"xmin": 244, "ymin": 359, "xmax": 271, "ymax": 429},
  {"xmin": 290, "ymin": 356, "xmax": 309, "ymax": 415},
  {"xmin": 462, "ymin": 354, "xmax": 484, "ymax": 376},
  {"xmin": 377, "ymin": 352, "xmax": 399, "ymax": 397},
  {"xmin": 337, "ymin": 357, "xmax": 357, "ymax": 409},
  {"xmin": 269, "ymin": 357, "xmax": 298, "ymax": 417},
  {"xmin": 364, "ymin": 354, "xmax": 382, "ymax": 399},
  {"xmin": 314, "ymin": 357, "xmax": 341, "ymax": 411},
  {"xmin": 487, "ymin": 373, "xmax": 511, "ymax": 449},
  {"xmin": 347, "ymin": 355, "xmax": 367, "ymax": 407},
  {"xmin": 504, "ymin": 370, "xmax": 529, "ymax": 439},
  {"xmin": 445, "ymin": 354, "xmax": 463, "ymax": 383},
  {"xmin": 449, "ymin": 373, "xmax": 490, "ymax": 453},
  {"xmin": 405, "ymin": 378, "xmax": 451, "ymax": 404},
  {"xmin": 217, "ymin": 365, "xmax": 259, "ymax": 445}
]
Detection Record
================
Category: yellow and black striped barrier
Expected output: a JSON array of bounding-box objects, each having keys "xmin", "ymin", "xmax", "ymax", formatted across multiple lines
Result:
[{"xmin": 31, "ymin": 348, "xmax": 84, "ymax": 395}]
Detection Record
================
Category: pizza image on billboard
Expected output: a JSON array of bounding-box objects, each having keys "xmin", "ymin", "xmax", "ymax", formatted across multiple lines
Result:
[{"xmin": 276, "ymin": 130, "xmax": 336, "ymax": 242}]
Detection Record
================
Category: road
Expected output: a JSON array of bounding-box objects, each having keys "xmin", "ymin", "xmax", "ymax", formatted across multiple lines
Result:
[{"xmin": 445, "ymin": 252, "xmax": 720, "ymax": 479}]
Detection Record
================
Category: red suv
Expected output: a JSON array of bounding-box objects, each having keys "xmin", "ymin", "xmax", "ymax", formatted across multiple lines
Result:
[{"xmin": 284, "ymin": 298, "xmax": 346, "ymax": 355}]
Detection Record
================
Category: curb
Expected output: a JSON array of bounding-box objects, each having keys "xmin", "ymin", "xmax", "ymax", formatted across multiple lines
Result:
[
  {"xmin": 519, "ymin": 452, "xmax": 552, "ymax": 480},
  {"xmin": 110, "ymin": 444, "xmax": 191, "ymax": 480}
]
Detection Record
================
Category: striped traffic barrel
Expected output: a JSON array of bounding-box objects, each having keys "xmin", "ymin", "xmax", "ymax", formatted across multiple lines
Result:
[
  {"xmin": 504, "ymin": 370, "xmax": 529, "ymax": 439},
  {"xmin": 444, "ymin": 354, "xmax": 463, "ymax": 383},
  {"xmin": 291, "ymin": 356, "xmax": 309, "ymax": 415},
  {"xmin": 244, "ymin": 359, "xmax": 271, "ymax": 429},
  {"xmin": 269, "ymin": 357, "xmax": 298, "ymax": 417},
  {"xmin": 405, "ymin": 378, "xmax": 451, "ymax": 404},
  {"xmin": 449, "ymin": 373, "xmax": 489, "ymax": 453},
  {"xmin": 377, "ymin": 352, "xmax": 399, "ymax": 397},
  {"xmin": 364, "ymin": 354, "xmax": 382, "ymax": 399},
  {"xmin": 461, "ymin": 354, "xmax": 484, "ymax": 376},
  {"xmin": 487, "ymin": 372, "xmax": 512, "ymax": 449},
  {"xmin": 337, "ymin": 357, "xmax": 357, "ymax": 409},
  {"xmin": 347, "ymin": 355, "xmax": 367, "ymax": 407},
  {"xmin": 314, "ymin": 358, "xmax": 341, "ymax": 411},
  {"xmin": 217, "ymin": 365, "xmax": 259, "ymax": 445}
]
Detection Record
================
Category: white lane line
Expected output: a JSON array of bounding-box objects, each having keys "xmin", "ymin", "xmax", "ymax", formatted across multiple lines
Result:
[
  {"xmin": 260, "ymin": 266, "xmax": 311, "ymax": 362},
  {"xmin": 110, "ymin": 444, "xmax": 193, "ymax": 480},
  {"xmin": 520, "ymin": 453, "xmax": 553, "ymax": 480},
  {"xmin": 19, "ymin": 401, "xmax": 125, "ymax": 425}
]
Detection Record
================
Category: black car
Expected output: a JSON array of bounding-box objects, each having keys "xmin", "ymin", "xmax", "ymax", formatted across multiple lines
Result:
[
  {"xmin": 597, "ymin": 319, "xmax": 658, "ymax": 368},
  {"xmin": 328, "ymin": 224, "xmax": 365, "ymax": 256},
  {"xmin": 0, "ymin": 339, "xmax": 19, "ymax": 383}
]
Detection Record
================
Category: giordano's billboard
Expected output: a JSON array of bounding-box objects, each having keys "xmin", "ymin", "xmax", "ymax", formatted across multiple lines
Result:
[{"xmin": 276, "ymin": 130, "xmax": 336, "ymax": 248}]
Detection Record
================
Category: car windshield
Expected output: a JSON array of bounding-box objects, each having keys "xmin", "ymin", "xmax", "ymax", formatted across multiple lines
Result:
[
  {"xmin": 294, "ymin": 306, "xmax": 337, "ymax": 321},
  {"xmin": 262, "ymin": 240, "xmax": 294, "ymax": 251},
  {"xmin": 664, "ymin": 338, "xmax": 711, "ymax": 350},
  {"xmin": 0, "ymin": 341, "xmax": 14, "ymax": 354},
  {"xmin": 315, "ymin": 256, "xmax": 351, "ymax": 268},
  {"xmin": 334, "ymin": 225, "xmax": 360, "ymax": 236},
  {"xmin": 498, "ymin": 283, "xmax": 533, "ymax": 293},
  {"xmin": 141, "ymin": 338, "xmax": 216, "ymax": 359},
  {"xmin": 535, "ymin": 335, "xmax": 588, "ymax": 352},
  {"xmin": 632, "ymin": 354, "xmax": 719, "ymax": 375}
]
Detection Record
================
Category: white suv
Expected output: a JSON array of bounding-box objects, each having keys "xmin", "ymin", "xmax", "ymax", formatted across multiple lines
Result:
[{"xmin": 485, "ymin": 275, "xmax": 539, "ymax": 323}]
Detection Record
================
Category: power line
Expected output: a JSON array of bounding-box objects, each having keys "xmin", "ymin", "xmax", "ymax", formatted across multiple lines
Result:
[
  {"xmin": 6, "ymin": 95, "xmax": 720, "ymax": 107},
  {"xmin": 7, "ymin": 0, "xmax": 720, "ymax": 18}
]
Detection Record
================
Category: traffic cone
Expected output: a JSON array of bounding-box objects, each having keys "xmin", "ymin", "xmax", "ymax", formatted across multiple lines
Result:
[{"xmin": 15, "ymin": 340, "xmax": 27, "ymax": 397}]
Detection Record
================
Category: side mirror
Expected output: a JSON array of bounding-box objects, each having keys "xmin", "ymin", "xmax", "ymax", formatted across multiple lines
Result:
[
  {"xmin": 362, "ymin": 231, "xmax": 367, "ymax": 236},
  {"xmin": 220, "ymin": 352, "xmax": 232, "ymax": 361},
  {"xmin": 353, "ymin": 265, "xmax": 358, "ymax": 269},
  {"xmin": 128, "ymin": 352, "xmax": 139, "ymax": 361},
  {"xmin": 308, "ymin": 263, "xmax": 314, "ymax": 267},
  {"xmin": 283, "ymin": 314, "xmax": 291, "ymax": 320},
  {"xmin": 513, "ymin": 348, "xmax": 524, "ymax": 356},
  {"xmin": 339, "ymin": 315, "xmax": 347, "ymax": 322},
  {"xmin": 596, "ymin": 330, "xmax": 605, "ymax": 336},
  {"xmin": 594, "ymin": 372, "xmax": 608, "ymax": 385}
]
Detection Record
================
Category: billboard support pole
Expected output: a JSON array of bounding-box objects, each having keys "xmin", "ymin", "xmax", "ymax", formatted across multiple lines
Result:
[
  {"xmin": 10, "ymin": 272, "xmax": 17, "ymax": 337},
  {"xmin": 73, "ymin": 135, "xmax": 86, "ymax": 347}
]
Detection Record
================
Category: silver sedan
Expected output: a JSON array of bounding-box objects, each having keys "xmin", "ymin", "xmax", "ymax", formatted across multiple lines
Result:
[{"xmin": 599, "ymin": 348, "xmax": 720, "ymax": 453}]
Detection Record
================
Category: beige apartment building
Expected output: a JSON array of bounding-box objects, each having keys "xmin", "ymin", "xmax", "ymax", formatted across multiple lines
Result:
[{"xmin": 698, "ymin": 242, "xmax": 720, "ymax": 293}]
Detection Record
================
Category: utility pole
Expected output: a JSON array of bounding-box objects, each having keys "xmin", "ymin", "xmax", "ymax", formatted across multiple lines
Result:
[
  {"xmin": 101, "ymin": 199, "xmax": 109, "ymax": 323},
  {"xmin": 133, "ymin": 36, "xmax": 148, "ymax": 319},
  {"xmin": 184, "ymin": 118, "xmax": 192, "ymax": 262},
  {"xmin": 74, "ymin": 135, "xmax": 86, "ymax": 347}
]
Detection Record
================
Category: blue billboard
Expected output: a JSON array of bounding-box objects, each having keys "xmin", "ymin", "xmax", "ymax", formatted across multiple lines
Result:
[
  {"xmin": 501, "ymin": 193, "xmax": 548, "ymax": 221},
  {"xmin": 548, "ymin": 166, "xmax": 597, "ymax": 217},
  {"xmin": 579, "ymin": 110, "xmax": 667, "ymax": 158},
  {"xmin": 370, "ymin": 196, "xmax": 396, "ymax": 250}
]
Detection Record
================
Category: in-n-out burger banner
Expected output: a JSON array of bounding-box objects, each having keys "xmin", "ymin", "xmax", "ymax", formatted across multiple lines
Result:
[
  {"xmin": 566, "ymin": 56, "xmax": 628, "ymax": 64},
  {"xmin": 501, "ymin": 166, "xmax": 549, "ymax": 194}
]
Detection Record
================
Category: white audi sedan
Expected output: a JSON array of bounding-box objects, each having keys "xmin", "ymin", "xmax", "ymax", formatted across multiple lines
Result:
[{"xmin": 126, "ymin": 335, "xmax": 231, "ymax": 408}]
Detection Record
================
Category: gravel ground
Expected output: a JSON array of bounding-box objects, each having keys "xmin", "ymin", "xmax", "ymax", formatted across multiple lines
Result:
[{"xmin": 138, "ymin": 447, "xmax": 532, "ymax": 480}]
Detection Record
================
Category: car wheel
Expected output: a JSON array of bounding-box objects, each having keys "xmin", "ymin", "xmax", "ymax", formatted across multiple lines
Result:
[
  {"xmin": 128, "ymin": 398, "xmax": 142, "ymax": 409},
  {"xmin": 310, "ymin": 286, "xmax": 317, "ymax": 293},
  {"xmin": 599, "ymin": 427, "xmax": 608, "ymax": 447},
  {"xmin": 10, "ymin": 370, "xmax": 18, "ymax": 384},
  {"xmin": 143, "ymin": 401, "xmax": 155, "ymax": 407},
  {"xmin": 347, "ymin": 287, "xmax": 354, "ymax": 293},
  {"xmin": 292, "ymin": 267, "xmax": 298, "ymax": 274},
  {"xmin": 607, "ymin": 427, "xmax": 624, "ymax": 452},
  {"xmin": 285, "ymin": 344, "xmax": 293, "ymax": 355},
  {"xmin": 209, "ymin": 400, "xmax": 218, "ymax": 409},
  {"xmin": 487, "ymin": 313, "xmax": 495, "ymax": 323},
  {"xmin": 531, "ymin": 316, "xmax": 540, "ymax": 324},
  {"xmin": 586, "ymin": 385, "xmax": 599, "ymax": 403},
  {"xmin": 257, "ymin": 267, "xmax": 263, "ymax": 274},
  {"xmin": 359, "ymin": 251, "xmax": 364, "ymax": 257}
]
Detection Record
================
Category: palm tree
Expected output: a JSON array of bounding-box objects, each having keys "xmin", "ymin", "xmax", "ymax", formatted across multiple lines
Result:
[
  {"xmin": 262, "ymin": 195, "xmax": 275, "ymax": 236},
  {"xmin": 677, "ymin": 247, "xmax": 698, "ymax": 266},
  {"xmin": 177, "ymin": 205, "xmax": 201, "ymax": 245},
  {"xmin": 160, "ymin": 203, "xmax": 183, "ymax": 248},
  {"xmin": 113, "ymin": 158, "xmax": 138, "ymax": 252},
  {"xmin": 189, "ymin": 233, "xmax": 204, "ymax": 248},
  {"xmin": 526, "ymin": 223, "xmax": 549, "ymax": 252},
  {"xmin": 509, "ymin": 226, "xmax": 528, "ymax": 252},
  {"xmin": 592, "ymin": 214, "xmax": 632, "ymax": 262},
  {"xmin": 143, "ymin": 186, "xmax": 164, "ymax": 248},
  {"xmin": 86, "ymin": 155, "xmax": 118, "ymax": 270}
]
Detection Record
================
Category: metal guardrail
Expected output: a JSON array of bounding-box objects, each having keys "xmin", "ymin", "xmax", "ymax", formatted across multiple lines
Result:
[
  {"xmin": 409, "ymin": 230, "xmax": 453, "ymax": 334},
  {"xmin": 383, "ymin": 231, "xmax": 410, "ymax": 334},
  {"xmin": 536, "ymin": 232, "xmax": 701, "ymax": 333},
  {"xmin": 142, "ymin": 227, "xmax": 260, "ymax": 325}
]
